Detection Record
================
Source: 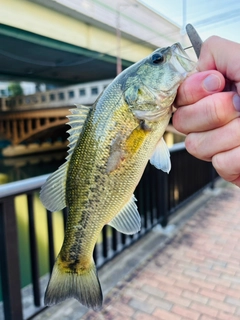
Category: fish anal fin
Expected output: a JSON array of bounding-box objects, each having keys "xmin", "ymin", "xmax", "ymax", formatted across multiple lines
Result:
[
  {"xmin": 44, "ymin": 256, "xmax": 102, "ymax": 311},
  {"xmin": 108, "ymin": 195, "xmax": 141, "ymax": 235},
  {"xmin": 150, "ymin": 137, "xmax": 171, "ymax": 173}
]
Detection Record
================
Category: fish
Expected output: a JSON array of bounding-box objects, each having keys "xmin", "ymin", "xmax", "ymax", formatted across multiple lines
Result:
[{"xmin": 40, "ymin": 42, "xmax": 195, "ymax": 311}]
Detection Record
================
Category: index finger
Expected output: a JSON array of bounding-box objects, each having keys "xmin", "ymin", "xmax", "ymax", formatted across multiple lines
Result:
[{"xmin": 198, "ymin": 36, "xmax": 240, "ymax": 93}]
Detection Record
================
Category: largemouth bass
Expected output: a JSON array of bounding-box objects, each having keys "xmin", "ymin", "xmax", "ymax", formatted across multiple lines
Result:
[{"xmin": 40, "ymin": 43, "xmax": 195, "ymax": 310}]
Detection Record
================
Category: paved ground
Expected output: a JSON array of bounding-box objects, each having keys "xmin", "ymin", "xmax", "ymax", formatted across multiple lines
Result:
[
  {"xmin": 35, "ymin": 181, "xmax": 240, "ymax": 320},
  {"xmin": 83, "ymin": 183, "xmax": 240, "ymax": 320}
]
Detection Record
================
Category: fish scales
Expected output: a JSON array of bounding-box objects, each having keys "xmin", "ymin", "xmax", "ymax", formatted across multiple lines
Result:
[
  {"xmin": 61, "ymin": 85, "xmax": 138, "ymax": 266},
  {"xmin": 40, "ymin": 43, "xmax": 196, "ymax": 310}
]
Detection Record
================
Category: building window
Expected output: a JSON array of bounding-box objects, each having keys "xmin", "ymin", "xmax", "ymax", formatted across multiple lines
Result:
[
  {"xmin": 79, "ymin": 89, "xmax": 86, "ymax": 96},
  {"xmin": 25, "ymin": 97, "xmax": 31, "ymax": 104},
  {"xmin": 41, "ymin": 95, "xmax": 46, "ymax": 102},
  {"xmin": 50, "ymin": 94, "xmax": 55, "ymax": 101},
  {"xmin": 91, "ymin": 87, "xmax": 98, "ymax": 95},
  {"xmin": 0, "ymin": 89, "xmax": 7, "ymax": 96},
  {"xmin": 58, "ymin": 92, "xmax": 65, "ymax": 100},
  {"xmin": 68, "ymin": 91, "xmax": 74, "ymax": 98}
]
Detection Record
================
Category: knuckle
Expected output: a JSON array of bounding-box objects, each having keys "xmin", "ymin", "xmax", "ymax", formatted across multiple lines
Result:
[
  {"xmin": 185, "ymin": 133, "xmax": 212, "ymax": 161},
  {"xmin": 223, "ymin": 118, "xmax": 240, "ymax": 143},
  {"xmin": 180, "ymin": 81, "xmax": 195, "ymax": 106},
  {"xmin": 177, "ymin": 74, "xmax": 201, "ymax": 107},
  {"xmin": 212, "ymin": 153, "xmax": 235, "ymax": 182},
  {"xmin": 185, "ymin": 134, "xmax": 198, "ymax": 157},
  {"xmin": 234, "ymin": 117, "xmax": 240, "ymax": 132},
  {"xmin": 206, "ymin": 95, "xmax": 227, "ymax": 127},
  {"xmin": 212, "ymin": 154, "xmax": 224, "ymax": 174},
  {"xmin": 203, "ymin": 36, "xmax": 221, "ymax": 52},
  {"xmin": 230, "ymin": 118, "xmax": 240, "ymax": 143},
  {"xmin": 172, "ymin": 110, "xmax": 186, "ymax": 134}
]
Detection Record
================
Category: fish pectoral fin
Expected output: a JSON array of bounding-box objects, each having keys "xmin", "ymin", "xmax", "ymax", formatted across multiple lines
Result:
[
  {"xmin": 150, "ymin": 138, "xmax": 171, "ymax": 173},
  {"xmin": 108, "ymin": 195, "xmax": 141, "ymax": 235},
  {"xmin": 40, "ymin": 104, "xmax": 91, "ymax": 212}
]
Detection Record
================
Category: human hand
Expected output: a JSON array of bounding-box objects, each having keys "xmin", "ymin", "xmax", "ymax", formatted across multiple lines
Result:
[{"xmin": 173, "ymin": 36, "xmax": 240, "ymax": 187}]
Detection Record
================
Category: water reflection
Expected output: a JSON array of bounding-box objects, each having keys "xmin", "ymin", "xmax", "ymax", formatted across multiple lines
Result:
[
  {"xmin": 0, "ymin": 150, "xmax": 67, "ymax": 184},
  {"xmin": 0, "ymin": 127, "xmax": 185, "ymax": 184}
]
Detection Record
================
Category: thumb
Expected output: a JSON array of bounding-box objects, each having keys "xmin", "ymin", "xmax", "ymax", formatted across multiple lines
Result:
[{"xmin": 175, "ymin": 70, "xmax": 225, "ymax": 107}]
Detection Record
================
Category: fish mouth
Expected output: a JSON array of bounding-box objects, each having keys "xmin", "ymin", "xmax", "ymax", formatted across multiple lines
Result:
[{"xmin": 170, "ymin": 43, "xmax": 196, "ymax": 76}]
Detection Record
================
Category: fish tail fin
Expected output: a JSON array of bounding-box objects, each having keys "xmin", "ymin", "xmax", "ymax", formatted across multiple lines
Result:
[{"xmin": 44, "ymin": 257, "xmax": 103, "ymax": 311}]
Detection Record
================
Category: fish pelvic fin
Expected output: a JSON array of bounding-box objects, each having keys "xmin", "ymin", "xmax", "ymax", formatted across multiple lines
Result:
[{"xmin": 44, "ymin": 257, "xmax": 103, "ymax": 311}]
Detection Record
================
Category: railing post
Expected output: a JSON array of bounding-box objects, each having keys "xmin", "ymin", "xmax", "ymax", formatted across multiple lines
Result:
[
  {"xmin": 159, "ymin": 172, "xmax": 169, "ymax": 227},
  {"xmin": 27, "ymin": 194, "xmax": 41, "ymax": 307},
  {"xmin": 210, "ymin": 165, "xmax": 216, "ymax": 190},
  {"xmin": 46, "ymin": 209, "xmax": 55, "ymax": 271},
  {"xmin": 0, "ymin": 198, "xmax": 23, "ymax": 320}
]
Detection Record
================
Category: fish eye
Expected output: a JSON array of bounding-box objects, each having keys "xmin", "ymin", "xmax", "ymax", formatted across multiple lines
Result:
[{"xmin": 151, "ymin": 53, "xmax": 165, "ymax": 64}]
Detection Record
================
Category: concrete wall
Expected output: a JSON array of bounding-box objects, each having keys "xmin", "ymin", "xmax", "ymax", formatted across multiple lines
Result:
[{"xmin": 0, "ymin": 0, "xmax": 191, "ymax": 63}]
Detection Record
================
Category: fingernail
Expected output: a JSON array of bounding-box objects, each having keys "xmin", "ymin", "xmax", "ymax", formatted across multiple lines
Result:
[
  {"xmin": 203, "ymin": 74, "xmax": 221, "ymax": 92},
  {"xmin": 233, "ymin": 94, "xmax": 240, "ymax": 112}
]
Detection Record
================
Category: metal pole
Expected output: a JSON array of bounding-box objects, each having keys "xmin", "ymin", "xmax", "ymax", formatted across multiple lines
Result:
[
  {"xmin": 181, "ymin": 0, "xmax": 187, "ymax": 34},
  {"xmin": 0, "ymin": 199, "xmax": 23, "ymax": 320},
  {"xmin": 116, "ymin": 8, "xmax": 122, "ymax": 75}
]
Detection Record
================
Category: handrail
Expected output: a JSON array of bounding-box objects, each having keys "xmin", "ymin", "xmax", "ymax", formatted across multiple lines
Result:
[
  {"xmin": 169, "ymin": 141, "xmax": 185, "ymax": 152},
  {"xmin": 0, "ymin": 143, "xmax": 186, "ymax": 198},
  {"xmin": 0, "ymin": 144, "xmax": 218, "ymax": 320},
  {"xmin": 0, "ymin": 174, "xmax": 49, "ymax": 198}
]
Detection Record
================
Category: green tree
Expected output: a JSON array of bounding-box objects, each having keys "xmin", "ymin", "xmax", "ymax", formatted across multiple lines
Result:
[{"xmin": 8, "ymin": 82, "xmax": 23, "ymax": 96}]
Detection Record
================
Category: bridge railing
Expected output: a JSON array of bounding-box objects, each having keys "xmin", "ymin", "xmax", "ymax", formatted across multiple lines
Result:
[
  {"xmin": 0, "ymin": 79, "xmax": 112, "ymax": 111},
  {"xmin": 0, "ymin": 143, "xmax": 217, "ymax": 320}
]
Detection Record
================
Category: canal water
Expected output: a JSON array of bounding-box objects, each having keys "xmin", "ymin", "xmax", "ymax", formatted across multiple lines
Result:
[
  {"xmin": 0, "ymin": 149, "xmax": 67, "ymax": 184},
  {"xmin": 0, "ymin": 150, "xmax": 67, "ymax": 303}
]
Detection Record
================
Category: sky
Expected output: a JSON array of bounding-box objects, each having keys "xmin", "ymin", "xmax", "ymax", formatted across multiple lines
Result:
[{"xmin": 140, "ymin": 0, "xmax": 240, "ymax": 43}]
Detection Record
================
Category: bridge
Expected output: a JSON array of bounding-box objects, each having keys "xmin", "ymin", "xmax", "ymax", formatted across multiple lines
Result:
[
  {"xmin": 0, "ymin": 79, "xmax": 112, "ymax": 111},
  {"xmin": 0, "ymin": 79, "xmax": 111, "ymax": 155},
  {"xmin": 0, "ymin": 107, "xmax": 70, "ymax": 145},
  {"xmin": 0, "ymin": 0, "xmax": 194, "ymax": 156},
  {"xmin": 0, "ymin": 0, "xmax": 191, "ymax": 84}
]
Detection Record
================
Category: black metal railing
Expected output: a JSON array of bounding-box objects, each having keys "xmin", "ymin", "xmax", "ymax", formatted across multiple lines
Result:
[{"xmin": 0, "ymin": 143, "xmax": 217, "ymax": 320}]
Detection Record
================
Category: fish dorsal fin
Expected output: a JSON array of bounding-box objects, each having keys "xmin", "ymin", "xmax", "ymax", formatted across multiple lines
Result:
[
  {"xmin": 40, "ymin": 105, "xmax": 91, "ymax": 212},
  {"xmin": 150, "ymin": 138, "xmax": 171, "ymax": 173},
  {"xmin": 108, "ymin": 195, "xmax": 141, "ymax": 235},
  {"xmin": 66, "ymin": 104, "xmax": 91, "ymax": 158}
]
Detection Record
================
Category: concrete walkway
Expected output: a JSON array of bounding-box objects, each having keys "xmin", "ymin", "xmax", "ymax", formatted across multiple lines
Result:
[{"xmin": 35, "ymin": 181, "xmax": 240, "ymax": 320}]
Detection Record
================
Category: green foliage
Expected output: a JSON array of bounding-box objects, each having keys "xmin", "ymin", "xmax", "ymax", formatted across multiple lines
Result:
[{"xmin": 8, "ymin": 82, "xmax": 23, "ymax": 97}]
